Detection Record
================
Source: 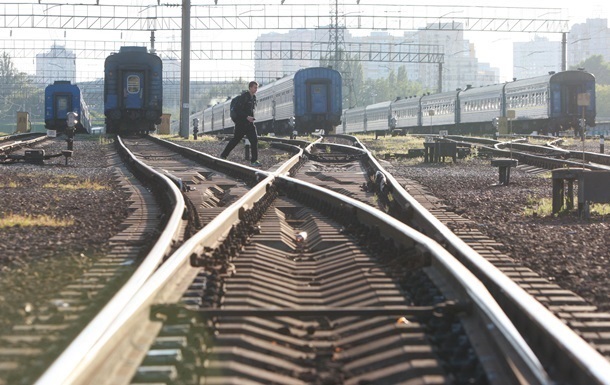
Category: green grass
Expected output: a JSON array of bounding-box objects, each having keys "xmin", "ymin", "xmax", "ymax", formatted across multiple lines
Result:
[
  {"xmin": 523, "ymin": 196, "xmax": 554, "ymax": 217},
  {"xmin": 355, "ymin": 134, "xmax": 425, "ymax": 157},
  {"xmin": 589, "ymin": 203, "xmax": 610, "ymax": 215},
  {"xmin": 156, "ymin": 134, "xmax": 219, "ymax": 143},
  {"xmin": 0, "ymin": 181, "xmax": 18, "ymax": 188},
  {"xmin": 42, "ymin": 177, "xmax": 110, "ymax": 191},
  {"xmin": 0, "ymin": 214, "xmax": 74, "ymax": 228},
  {"xmin": 2, "ymin": 175, "xmax": 109, "ymax": 191},
  {"xmin": 523, "ymin": 194, "xmax": 610, "ymax": 217}
]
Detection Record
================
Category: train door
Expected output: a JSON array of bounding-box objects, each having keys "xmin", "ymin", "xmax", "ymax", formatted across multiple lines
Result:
[
  {"xmin": 564, "ymin": 83, "xmax": 580, "ymax": 117},
  {"xmin": 54, "ymin": 94, "xmax": 71, "ymax": 119},
  {"xmin": 552, "ymin": 81, "xmax": 586, "ymax": 117},
  {"xmin": 310, "ymin": 83, "xmax": 328, "ymax": 114},
  {"xmin": 123, "ymin": 71, "xmax": 144, "ymax": 109}
]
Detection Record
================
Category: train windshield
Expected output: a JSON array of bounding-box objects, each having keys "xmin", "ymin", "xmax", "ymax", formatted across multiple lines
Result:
[
  {"xmin": 55, "ymin": 95, "xmax": 71, "ymax": 118},
  {"xmin": 127, "ymin": 75, "xmax": 141, "ymax": 94},
  {"xmin": 123, "ymin": 72, "xmax": 144, "ymax": 109}
]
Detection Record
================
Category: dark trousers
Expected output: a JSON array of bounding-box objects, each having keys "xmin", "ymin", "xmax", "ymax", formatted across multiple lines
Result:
[{"xmin": 220, "ymin": 122, "xmax": 258, "ymax": 162}]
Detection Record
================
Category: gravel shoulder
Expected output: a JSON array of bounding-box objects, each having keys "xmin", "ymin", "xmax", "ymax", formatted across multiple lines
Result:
[
  {"xmin": 178, "ymin": 134, "xmax": 610, "ymax": 313},
  {"xmin": 0, "ymin": 136, "xmax": 131, "ymax": 332},
  {"xmin": 1, "ymin": 133, "xmax": 607, "ymax": 339},
  {"xmin": 371, "ymin": 139, "xmax": 610, "ymax": 314}
]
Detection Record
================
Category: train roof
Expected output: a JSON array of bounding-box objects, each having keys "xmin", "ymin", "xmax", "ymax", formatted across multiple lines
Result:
[
  {"xmin": 505, "ymin": 70, "xmax": 595, "ymax": 90},
  {"xmin": 366, "ymin": 100, "xmax": 392, "ymax": 110},
  {"xmin": 391, "ymin": 95, "xmax": 421, "ymax": 105},
  {"xmin": 420, "ymin": 89, "xmax": 461, "ymax": 102},
  {"xmin": 294, "ymin": 66, "xmax": 341, "ymax": 78},
  {"xmin": 253, "ymin": 66, "xmax": 341, "ymax": 97},
  {"xmin": 118, "ymin": 46, "xmax": 148, "ymax": 53},
  {"xmin": 458, "ymin": 83, "xmax": 506, "ymax": 99},
  {"xmin": 45, "ymin": 81, "xmax": 80, "ymax": 92},
  {"xmin": 260, "ymin": 74, "xmax": 294, "ymax": 90}
]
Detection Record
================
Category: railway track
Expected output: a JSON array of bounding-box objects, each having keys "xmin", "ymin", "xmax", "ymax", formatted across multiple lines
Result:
[
  {"xmin": 0, "ymin": 136, "xmax": 183, "ymax": 384},
  {"xmin": 450, "ymin": 134, "xmax": 610, "ymax": 171},
  {"xmin": 0, "ymin": 133, "xmax": 49, "ymax": 163},
  {"xmin": 31, "ymin": 134, "xmax": 610, "ymax": 385}
]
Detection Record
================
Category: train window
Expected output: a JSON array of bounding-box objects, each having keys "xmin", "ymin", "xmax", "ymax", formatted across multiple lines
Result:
[
  {"xmin": 57, "ymin": 97, "xmax": 68, "ymax": 110},
  {"xmin": 127, "ymin": 75, "xmax": 140, "ymax": 94}
]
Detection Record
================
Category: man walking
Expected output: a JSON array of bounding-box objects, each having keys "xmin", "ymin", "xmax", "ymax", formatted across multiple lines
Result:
[{"xmin": 220, "ymin": 81, "xmax": 261, "ymax": 167}]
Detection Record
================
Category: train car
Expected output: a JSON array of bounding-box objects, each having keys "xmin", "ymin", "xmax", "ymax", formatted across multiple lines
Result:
[
  {"xmin": 342, "ymin": 106, "xmax": 367, "ymax": 135},
  {"xmin": 391, "ymin": 96, "xmax": 422, "ymax": 135},
  {"xmin": 104, "ymin": 46, "xmax": 163, "ymax": 135},
  {"xmin": 255, "ymin": 67, "xmax": 342, "ymax": 135},
  {"xmin": 199, "ymin": 67, "xmax": 342, "ymax": 137},
  {"xmin": 44, "ymin": 81, "xmax": 91, "ymax": 134},
  {"xmin": 352, "ymin": 69, "xmax": 596, "ymax": 137},
  {"xmin": 202, "ymin": 105, "xmax": 213, "ymax": 134},
  {"xmin": 211, "ymin": 102, "xmax": 226, "ymax": 134},
  {"xmin": 458, "ymin": 83, "xmax": 505, "ymax": 134},
  {"xmin": 256, "ymin": 77, "xmax": 285, "ymax": 128},
  {"xmin": 293, "ymin": 67, "xmax": 342, "ymax": 135},
  {"xmin": 222, "ymin": 98, "xmax": 233, "ymax": 130},
  {"xmin": 420, "ymin": 89, "xmax": 461, "ymax": 132},
  {"xmin": 504, "ymin": 70, "xmax": 596, "ymax": 134},
  {"xmin": 365, "ymin": 101, "xmax": 392, "ymax": 136}
]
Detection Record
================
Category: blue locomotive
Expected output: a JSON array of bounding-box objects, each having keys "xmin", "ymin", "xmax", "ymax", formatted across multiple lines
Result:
[
  {"xmin": 197, "ymin": 67, "xmax": 342, "ymax": 136},
  {"xmin": 342, "ymin": 70, "xmax": 596, "ymax": 136},
  {"xmin": 44, "ymin": 81, "xmax": 91, "ymax": 134},
  {"xmin": 104, "ymin": 46, "xmax": 163, "ymax": 135}
]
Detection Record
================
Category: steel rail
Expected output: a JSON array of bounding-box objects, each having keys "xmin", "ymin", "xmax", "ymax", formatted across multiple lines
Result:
[
  {"xmin": 35, "ymin": 135, "xmax": 571, "ymax": 384},
  {"xmin": 35, "ymin": 138, "xmax": 305, "ymax": 385},
  {"xmin": 35, "ymin": 136, "xmax": 187, "ymax": 385},
  {"xmin": 0, "ymin": 133, "xmax": 48, "ymax": 154},
  {"xmin": 357, "ymin": 136, "xmax": 610, "ymax": 384},
  {"xmin": 51, "ymin": 147, "xmax": 549, "ymax": 384},
  {"xmin": 50, "ymin": 164, "xmax": 282, "ymax": 385},
  {"xmin": 277, "ymin": 173, "xmax": 550, "ymax": 384}
]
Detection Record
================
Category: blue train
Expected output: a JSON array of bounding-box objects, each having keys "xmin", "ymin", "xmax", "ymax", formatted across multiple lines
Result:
[
  {"xmin": 44, "ymin": 81, "xmax": 91, "ymax": 134},
  {"xmin": 196, "ymin": 67, "xmax": 343, "ymax": 136},
  {"xmin": 104, "ymin": 46, "xmax": 163, "ymax": 135},
  {"xmin": 342, "ymin": 70, "xmax": 596, "ymax": 136}
]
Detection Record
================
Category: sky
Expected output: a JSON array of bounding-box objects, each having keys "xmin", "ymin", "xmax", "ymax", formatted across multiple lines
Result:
[
  {"xmin": 2, "ymin": 0, "xmax": 609, "ymax": 82},
  {"xmin": 462, "ymin": 0, "xmax": 608, "ymax": 81}
]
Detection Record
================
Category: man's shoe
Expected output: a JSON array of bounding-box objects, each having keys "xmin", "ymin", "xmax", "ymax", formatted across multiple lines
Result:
[
  {"xmin": 250, "ymin": 161, "xmax": 262, "ymax": 167},
  {"xmin": 220, "ymin": 155, "xmax": 227, "ymax": 160}
]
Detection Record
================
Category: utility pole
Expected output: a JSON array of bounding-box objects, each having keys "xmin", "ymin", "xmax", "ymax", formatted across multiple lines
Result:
[
  {"xmin": 326, "ymin": 0, "xmax": 354, "ymax": 108},
  {"xmin": 179, "ymin": 0, "xmax": 191, "ymax": 138}
]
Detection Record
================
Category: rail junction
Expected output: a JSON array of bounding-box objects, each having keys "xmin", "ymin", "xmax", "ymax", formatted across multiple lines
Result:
[{"xmin": 0, "ymin": 133, "xmax": 604, "ymax": 384}]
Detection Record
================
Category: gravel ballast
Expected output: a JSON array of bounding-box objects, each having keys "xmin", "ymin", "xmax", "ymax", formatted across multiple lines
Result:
[{"xmin": 1, "ymin": 134, "xmax": 608, "ymax": 338}]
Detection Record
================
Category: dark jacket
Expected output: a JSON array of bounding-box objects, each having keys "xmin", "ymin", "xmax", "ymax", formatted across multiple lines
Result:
[{"xmin": 236, "ymin": 91, "xmax": 256, "ymax": 125}]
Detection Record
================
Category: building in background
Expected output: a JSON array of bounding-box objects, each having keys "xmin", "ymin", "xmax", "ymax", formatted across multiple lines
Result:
[
  {"xmin": 513, "ymin": 36, "xmax": 562, "ymax": 80},
  {"xmin": 415, "ymin": 24, "xmax": 498, "ymax": 92},
  {"xmin": 162, "ymin": 56, "xmax": 181, "ymax": 113},
  {"xmin": 254, "ymin": 24, "xmax": 499, "ymax": 96},
  {"xmin": 35, "ymin": 44, "xmax": 76, "ymax": 84},
  {"xmin": 254, "ymin": 29, "xmax": 328, "ymax": 84},
  {"xmin": 511, "ymin": 19, "xmax": 610, "ymax": 81},
  {"xmin": 567, "ymin": 18, "xmax": 610, "ymax": 68}
]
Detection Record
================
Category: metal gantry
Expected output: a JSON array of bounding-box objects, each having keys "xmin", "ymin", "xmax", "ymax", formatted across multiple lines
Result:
[
  {"xmin": 0, "ymin": 3, "xmax": 569, "ymax": 33},
  {"xmin": 0, "ymin": 1, "xmax": 570, "ymax": 137}
]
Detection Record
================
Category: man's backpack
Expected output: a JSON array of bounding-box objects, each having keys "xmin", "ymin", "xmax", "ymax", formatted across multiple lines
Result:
[{"xmin": 230, "ymin": 94, "xmax": 242, "ymax": 123}]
